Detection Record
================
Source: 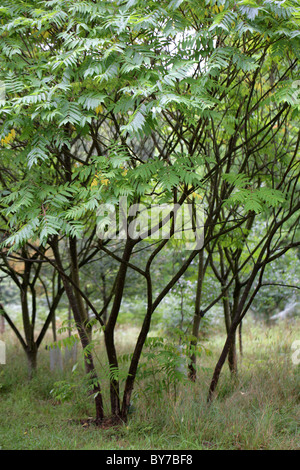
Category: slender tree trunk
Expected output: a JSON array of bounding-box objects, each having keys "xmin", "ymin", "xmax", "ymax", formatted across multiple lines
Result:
[
  {"xmin": 69, "ymin": 237, "xmax": 92, "ymax": 340},
  {"xmin": 227, "ymin": 332, "xmax": 237, "ymax": 375},
  {"xmin": 222, "ymin": 287, "xmax": 231, "ymax": 333},
  {"xmin": 121, "ymin": 307, "xmax": 153, "ymax": 422},
  {"xmin": 188, "ymin": 250, "xmax": 204, "ymax": 381},
  {"xmin": 208, "ymin": 267, "xmax": 259, "ymax": 401},
  {"xmin": 207, "ymin": 320, "xmax": 239, "ymax": 402},
  {"xmin": 68, "ymin": 303, "xmax": 72, "ymax": 337},
  {"xmin": 222, "ymin": 289, "xmax": 238, "ymax": 376},
  {"xmin": 52, "ymin": 238, "xmax": 104, "ymax": 423},
  {"xmin": 238, "ymin": 321, "xmax": 243, "ymax": 357},
  {"xmin": 2, "ymin": 302, "xmax": 38, "ymax": 380},
  {"xmin": 229, "ymin": 282, "xmax": 241, "ymax": 376},
  {"xmin": 36, "ymin": 286, "xmax": 64, "ymax": 349},
  {"xmin": 52, "ymin": 312, "xmax": 57, "ymax": 342},
  {"xmin": 0, "ymin": 314, "xmax": 4, "ymax": 334},
  {"xmin": 21, "ymin": 288, "xmax": 38, "ymax": 379},
  {"xmin": 26, "ymin": 344, "xmax": 38, "ymax": 380},
  {"xmin": 121, "ymin": 275, "xmax": 153, "ymax": 421},
  {"xmin": 101, "ymin": 272, "xmax": 108, "ymax": 324},
  {"xmin": 105, "ymin": 239, "xmax": 134, "ymax": 419}
]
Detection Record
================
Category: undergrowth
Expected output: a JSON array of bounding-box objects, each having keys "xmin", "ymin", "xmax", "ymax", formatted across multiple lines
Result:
[{"xmin": 0, "ymin": 318, "xmax": 299, "ymax": 450}]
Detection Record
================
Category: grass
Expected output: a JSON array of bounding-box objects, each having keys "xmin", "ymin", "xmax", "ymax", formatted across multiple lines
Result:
[{"xmin": 0, "ymin": 317, "xmax": 299, "ymax": 450}]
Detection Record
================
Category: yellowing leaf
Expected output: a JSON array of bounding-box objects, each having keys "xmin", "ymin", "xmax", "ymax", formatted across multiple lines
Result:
[
  {"xmin": 192, "ymin": 192, "xmax": 203, "ymax": 200},
  {"xmin": 1, "ymin": 129, "xmax": 16, "ymax": 146},
  {"xmin": 91, "ymin": 178, "xmax": 98, "ymax": 187}
]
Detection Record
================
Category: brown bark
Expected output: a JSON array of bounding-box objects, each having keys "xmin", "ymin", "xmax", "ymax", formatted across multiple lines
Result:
[
  {"xmin": 104, "ymin": 238, "xmax": 135, "ymax": 418},
  {"xmin": 121, "ymin": 274, "xmax": 153, "ymax": 421},
  {"xmin": 238, "ymin": 321, "xmax": 243, "ymax": 357},
  {"xmin": 228, "ymin": 332, "xmax": 237, "ymax": 375},
  {"xmin": 188, "ymin": 250, "xmax": 204, "ymax": 381},
  {"xmin": 26, "ymin": 344, "xmax": 38, "ymax": 380},
  {"xmin": 101, "ymin": 272, "xmax": 108, "ymax": 324},
  {"xmin": 208, "ymin": 266, "xmax": 260, "ymax": 401},
  {"xmin": 0, "ymin": 314, "xmax": 4, "ymax": 334},
  {"xmin": 52, "ymin": 237, "xmax": 104, "ymax": 422},
  {"xmin": 222, "ymin": 285, "xmax": 239, "ymax": 376},
  {"xmin": 207, "ymin": 320, "xmax": 238, "ymax": 402}
]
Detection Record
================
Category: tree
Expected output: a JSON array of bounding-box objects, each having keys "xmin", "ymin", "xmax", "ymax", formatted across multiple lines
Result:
[
  {"xmin": 0, "ymin": 244, "xmax": 64, "ymax": 377},
  {"xmin": 0, "ymin": 0, "xmax": 299, "ymax": 422}
]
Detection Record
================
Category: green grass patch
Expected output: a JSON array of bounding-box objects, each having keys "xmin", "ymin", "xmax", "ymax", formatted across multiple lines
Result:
[{"xmin": 0, "ymin": 319, "xmax": 299, "ymax": 450}]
